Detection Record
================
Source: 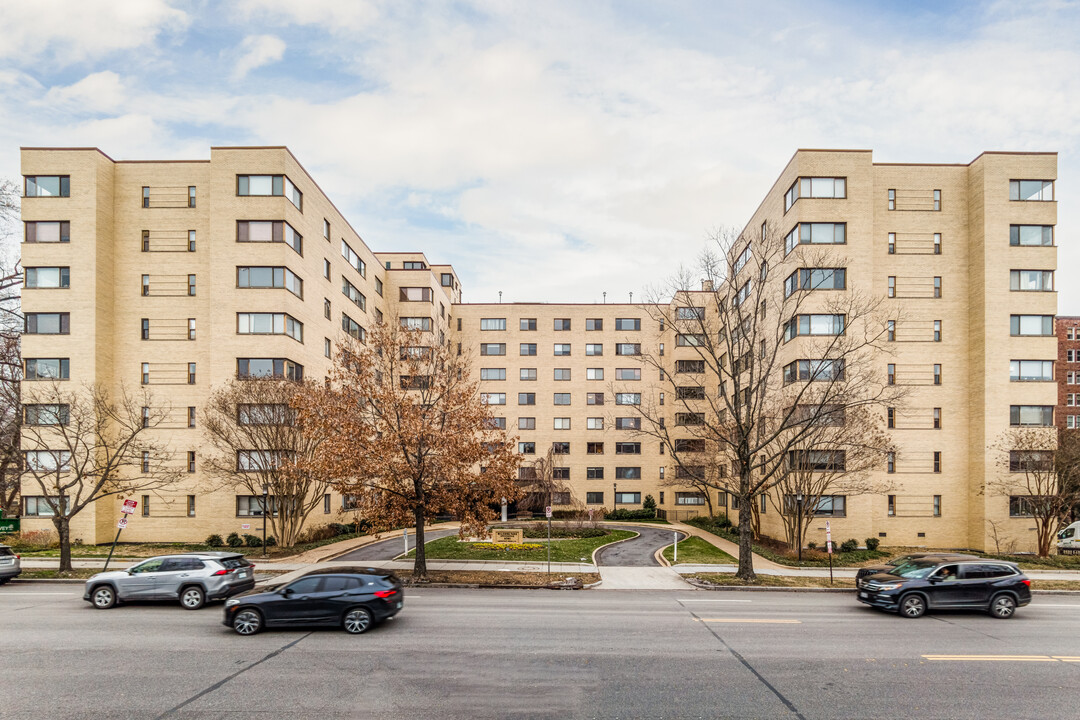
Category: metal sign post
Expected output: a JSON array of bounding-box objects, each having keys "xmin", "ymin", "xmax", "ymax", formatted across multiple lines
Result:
[
  {"xmin": 104, "ymin": 501, "xmax": 137, "ymax": 572},
  {"xmin": 826, "ymin": 520, "xmax": 834, "ymax": 585},
  {"xmin": 404, "ymin": 528, "xmax": 409, "ymax": 557},
  {"xmin": 545, "ymin": 506, "xmax": 553, "ymax": 576},
  {"xmin": 673, "ymin": 531, "xmax": 678, "ymax": 564}
]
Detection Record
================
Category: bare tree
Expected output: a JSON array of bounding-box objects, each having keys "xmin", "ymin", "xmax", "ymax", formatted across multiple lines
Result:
[
  {"xmin": 19, "ymin": 383, "xmax": 184, "ymax": 570},
  {"xmin": 201, "ymin": 377, "xmax": 331, "ymax": 548},
  {"xmin": 987, "ymin": 428, "xmax": 1080, "ymax": 556},
  {"xmin": 636, "ymin": 224, "xmax": 901, "ymax": 579},
  {"xmin": 517, "ymin": 444, "xmax": 579, "ymax": 515},
  {"xmin": 768, "ymin": 406, "xmax": 894, "ymax": 550},
  {"xmin": 0, "ymin": 180, "xmax": 21, "ymax": 518}
]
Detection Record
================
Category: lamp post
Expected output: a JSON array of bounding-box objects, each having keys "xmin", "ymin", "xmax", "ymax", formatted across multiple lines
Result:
[
  {"xmin": 612, "ymin": 482, "xmax": 617, "ymax": 517},
  {"xmin": 262, "ymin": 485, "xmax": 269, "ymax": 558},
  {"xmin": 796, "ymin": 493, "xmax": 804, "ymax": 563}
]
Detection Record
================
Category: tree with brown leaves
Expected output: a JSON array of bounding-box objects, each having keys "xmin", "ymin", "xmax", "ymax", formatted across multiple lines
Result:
[
  {"xmin": 201, "ymin": 377, "xmax": 331, "ymax": 547},
  {"xmin": 294, "ymin": 321, "xmax": 522, "ymax": 580},
  {"xmin": 19, "ymin": 383, "xmax": 184, "ymax": 571},
  {"xmin": 1, "ymin": 179, "xmax": 22, "ymax": 517}
]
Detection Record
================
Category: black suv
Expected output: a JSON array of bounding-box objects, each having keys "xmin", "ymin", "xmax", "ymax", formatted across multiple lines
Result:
[
  {"xmin": 855, "ymin": 553, "xmax": 979, "ymax": 588},
  {"xmin": 858, "ymin": 559, "xmax": 1031, "ymax": 619},
  {"xmin": 223, "ymin": 567, "xmax": 403, "ymax": 635}
]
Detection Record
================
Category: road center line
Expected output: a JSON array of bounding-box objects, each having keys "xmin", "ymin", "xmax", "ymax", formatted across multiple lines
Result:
[
  {"xmin": 677, "ymin": 598, "xmax": 752, "ymax": 603},
  {"xmin": 923, "ymin": 655, "xmax": 1058, "ymax": 662},
  {"xmin": 698, "ymin": 618, "xmax": 802, "ymax": 624}
]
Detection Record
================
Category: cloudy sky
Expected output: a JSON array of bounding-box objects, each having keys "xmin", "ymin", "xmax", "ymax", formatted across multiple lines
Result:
[{"xmin": 1, "ymin": 0, "xmax": 1078, "ymax": 307}]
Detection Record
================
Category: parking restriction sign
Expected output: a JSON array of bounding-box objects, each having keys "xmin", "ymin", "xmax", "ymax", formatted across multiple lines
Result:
[
  {"xmin": 121, "ymin": 499, "xmax": 138, "ymax": 515},
  {"xmin": 117, "ymin": 517, "xmax": 128, "ymax": 530}
]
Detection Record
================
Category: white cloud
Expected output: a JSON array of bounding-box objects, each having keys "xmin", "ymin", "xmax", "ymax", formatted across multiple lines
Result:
[
  {"xmin": 0, "ymin": 0, "xmax": 188, "ymax": 66},
  {"xmin": 43, "ymin": 71, "xmax": 127, "ymax": 113},
  {"xmin": 235, "ymin": 0, "xmax": 380, "ymax": 33},
  {"xmin": 230, "ymin": 34, "xmax": 287, "ymax": 82}
]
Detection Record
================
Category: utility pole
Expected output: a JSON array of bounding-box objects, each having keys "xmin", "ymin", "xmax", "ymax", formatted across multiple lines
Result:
[{"xmin": 262, "ymin": 485, "xmax": 269, "ymax": 558}]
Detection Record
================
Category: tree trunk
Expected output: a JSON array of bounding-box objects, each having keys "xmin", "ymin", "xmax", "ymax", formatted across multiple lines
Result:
[
  {"xmin": 735, "ymin": 484, "xmax": 756, "ymax": 580},
  {"xmin": 53, "ymin": 516, "xmax": 72, "ymax": 573},
  {"xmin": 1037, "ymin": 519, "xmax": 1052, "ymax": 557},
  {"xmin": 412, "ymin": 503, "xmax": 427, "ymax": 581}
]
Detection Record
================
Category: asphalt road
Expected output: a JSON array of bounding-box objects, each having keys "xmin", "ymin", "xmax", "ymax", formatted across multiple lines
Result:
[
  {"xmin": 595, "ymin": 525, "xmax": 686, "ymax": 566},
  {"xmin": 334, "ymin": 528, "xmax": 459, "ymax": 562},
  {"xmin": 6, "ymin": 586, "xmax": 1078, "ymax": 719}
]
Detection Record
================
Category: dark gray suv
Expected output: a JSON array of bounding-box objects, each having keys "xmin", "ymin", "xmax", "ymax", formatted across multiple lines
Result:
[{"xmin": 84, "ymin": 552, "xmax": 255, "ymax": 610}]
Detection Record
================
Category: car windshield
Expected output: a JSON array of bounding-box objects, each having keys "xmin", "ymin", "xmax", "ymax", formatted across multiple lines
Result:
[
  {"xmin": 889, "ymin": 562, "xmax": 939, "ymax": 579},
  {"xmin": 887, "ymin": 555, "xmax": 915, "ymax": 567}
]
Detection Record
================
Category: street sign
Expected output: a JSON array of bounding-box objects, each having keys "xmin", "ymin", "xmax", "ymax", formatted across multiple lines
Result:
[
  {"xmin": 825, "ymin": 520, "xmax": 833, "ymax": 554},
  {"xmin": 117, "ymin": 517, "xmax": 128, "ymax": 530},
  {"xmin": 545, "ymin": 506, "xmax": 552, "ymax": 518},
  {"xmin": 241, "ymin": 524, "xmax": 251, "ymax": 530},
  {"xmin": 121, "ymin": 499, "xmax": 138, "ymax": 515}
]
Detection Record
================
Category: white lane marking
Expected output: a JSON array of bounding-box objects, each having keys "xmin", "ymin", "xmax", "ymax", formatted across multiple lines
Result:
[
  {"xmin": 678, "ymin": 598, "xmax": 752, "ymax": 603},
  {"xmin": 0, "ymin": 592, "xmax": 80, "ymax": 596},
  {"xmin": 405, "ymin": 595, "xmax": 423, "ymax": 598},
  {"xmin": 1037, "ymin": 604, "xmax": 1080, "ymax": 609}
]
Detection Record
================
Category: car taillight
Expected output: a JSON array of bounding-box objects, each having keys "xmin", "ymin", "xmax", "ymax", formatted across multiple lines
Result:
[
  {"xmin": 1021, "ymin": 579, "xmax": 1031, "ymax": 587},
  {"xmin": 212, "ymin": 569, "xmax": 227, "ymax": 576},
  {"xmin": 375, "ymin": 589, "xmax": 397, "ymax": 599}
]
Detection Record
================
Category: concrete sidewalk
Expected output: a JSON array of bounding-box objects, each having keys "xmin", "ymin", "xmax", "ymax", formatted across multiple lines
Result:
[{"xmin": 667, "ymin": 520, "xmax": 785, "ymax": 570}]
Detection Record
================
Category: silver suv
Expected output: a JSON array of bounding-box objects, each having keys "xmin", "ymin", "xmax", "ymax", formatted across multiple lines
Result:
[
  {"xmin": 0, "ymin": 545, "xmax": 21, "ymax": 584},
  {"xmin": 84, "ymin": 552, "xmax": 255, "ymax": 610}
]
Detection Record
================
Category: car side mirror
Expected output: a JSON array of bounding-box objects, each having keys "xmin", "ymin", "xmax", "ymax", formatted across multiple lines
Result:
[
  {"xmin": 928, "ymin": 576, "xmax": 940, "ymax": 584},
  {"xmin": 127, "ymin": 569, "xmax": 135, "ymax": 575},
  {"xmin": 282, "ymin": 587, "xmax": 294, "ymax": 596}
]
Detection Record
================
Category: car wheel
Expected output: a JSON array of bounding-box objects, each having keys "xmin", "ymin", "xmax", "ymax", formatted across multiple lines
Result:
[
  {"xmin": 233, "ymin": 609, "xmax": 263, "ymax": 635},
  {"xmin": 180, "ymin": 586, "xmax": 206, "ymax": 610},
  {"xmin": 990, "ymin": 594, "xmax": 1017, "ymax": 619},
  {"xmin": 343, "ymin": 607, "xmax": 373, "ymax": 634},
  {"xmin": 92, "ymin": 585, "xmax": 116, "ymax": 609},
  {"xmin": 899, "ymin": 593, "xmax": 926, "ymax": 618}
]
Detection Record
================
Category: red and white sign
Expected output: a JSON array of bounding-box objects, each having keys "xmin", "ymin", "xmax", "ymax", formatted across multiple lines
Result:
[
  {"xmin": 117, "ymin": 517, "xmax": 128, "ymax": 530},
  {"xmin": 545, "ymin": 506, "xmax": 552, "ymax": 518},
  {"xmin": 121, "ymin": 499, "xmax": 138, "ymax": 515},
  {"xmin": 826, "ymin": 521, "xmax": 833, "ymax": 554},
  {"xmin": 241, "ymin": 524, "xmax": 251, "ymax": 530}
]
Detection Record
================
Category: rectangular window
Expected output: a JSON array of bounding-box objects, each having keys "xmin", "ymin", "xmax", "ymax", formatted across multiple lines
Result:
[
  {"xmin": 587, "ymin": 442, "xmax": 604, "ymax": 454},
  {"xmin": 375, "ymin": 278, "xmax": 383, "ymax": 296},
  {"xmin": 400, "ymin": 317, "xmax": 432, "ymax": 332},
  {"xmin": 614, "ymin": 368, "xmax": 641, "ymax": 381},
  {"xmin": 782, "ymin": 359, "xmax": 845, "ymax": 384},
  {"xmin": 1010, "ymin": 180, "xmax": 1054, "ymax": 202},
  {"xmin": 785, "ymin": 177, "xmax": 846, "ymax": 210},
  {"xmin": 341, "ymin": 313, "xmax": 365, "ymax": 342},
  {"xmin": 24, "ymin": 404, "xmax": 69, "ymax": 426},
  {"xmin": 188, "ymin": 319, "xmax": 196, "ymax": 340},
  {"xmin": 480, "ymin": 343, "xmax": 506, "ymax": 356},
  {"xmin": 480, "ymin": 318, "xmax": 507, "ymax": 331},
  {"xmin": 480, "ymin": 368, "xmax": 506, "ymax": 381},
  {"xmin": 24, "ymin": 312, "xmax": 70, "ymax": 335},
  {"xmin": 615, "ymin": 318, "xmax": 641, "ymax": 331},
  {"xmin": 340, "ymin": 240, "xmax": 366, "ymax": 277},
  {"xmin": 587, "ymin": 417, "xmax": 604, "ymax": 430},
  {"xmin": 1009, "ymin": 496, "xmax": 1035, "ymax": 517},
  {"xmin": 677, "ymin": 333, "xmax": 706, "ymax": 346},
  {"xmin": 188, "ymin": 230, "xmax": 196, "ymax": 252},
  {"xmin": 615, "ymin": 492, "xmax": 641, "ymax": 504},
  {"xmin": 25, "ymin": 267, "xmax": 70, "ymax": 289},
  {"xmin": 237, "ymin": 313, "xmax": 302, "ymax": 342},
  {"xmin": 237, "ymin": 495, "xmax": 279, "ymax": 517},
  {"xmin": 615, "ymin": 417, "xmax": 641, "ymax": 430},
  {"xmin": 519, "ymin": 318, "xmax": 536, "ymax": 331},
  {"xmin": 554, "ymin": 368, "xmax": 572, "ymax": 381},
  {"xmin": 399, "ymin": 287, "xmax": 433, "ymax": 303},
  {"xmin": 615, "ymin": 393, "xmax": 641, "ymax": 405},
  {"xmin": 237, "ymin": 358, "xmax": 304, "ymax": 381},
  {"xmin": 341, "ymin": 279, "xmax": 366, "ymax": 310},
  {"xmin": 812, "ymin": 495, "xmax": 846, "ymax": 517},
  {"xmin": 552, "ymin": 442, "xmax": 570, "ymax": 455},
  {"xmin": 586, "ymin": 318, "xmax": 603, "ymax": 331},
  {"xmin": 615, "ymin": 467, "xmax": 641, "ymax": 480},
  {"xmin": 553, "ymin": 393, "xmax": 571, "ymax": 406},
  {"xmin": 1010, "ymin": 314, "xmax": 1054, "ymax": 336},
  {"xmin": 934, "ymin": 320, "xmax": 942, "ymax": 342},
  {"xmin": 675, "ymin": 493, "xmax": 706, "ymax": 506},
  {"xmin": 615, "ymin": 343, "xmax": 641, "ymax": 356},
  {"xmin": 480, "ymin": 393, "xmax": 506, "ymax": 405},
  {"xmin": 1009, "ymin": 450, "xmax": 1053, "ymax": 473},
  {"xmin": 1010, "ymin": 360, "xmax": 1054, "ymax": 382},
  {"xmin": 586, "ymin": 392, "xmax": 604, "ymax": 406},
  {"xmin": 1010, "ymin": 405, "xmax": 1054, "ymax": 426},
  {"xmin": 518, "ymin": 393, "xmax": 536, "ymax": 406},
  {"xmin": 519, "ymin": 368, "xmax": 537, "ymax": 381},
  {"xmin": 24, "ymin": 358, "xmax": 70, "ymax": 381},
  {"xmin": 615, "ymin": 442, "xmax": 641, "ymax": 455},
  {"xmin": 24, "ymin": 220, "xmax": 70, "ymax": 243},
  {"xmin": 553, "ymin": 344, "xmax": 571, "ymax": 356},
  {"xmin": 238, "ymin": 403, "xmax": 299, "ymax": 426},
  {"xmin": 441, "ymin": 273, "xmax": 454, "ymax": 287},
  {"xmin": 587, "ymin": 368, "xmax": 604, "ymax": 380},
  {"xmin": 933, "ymin": 364, "xmax": 941, "ymax": 385},
  {"xmin": 518, "ymin": 417, "xmax": 535, "ymax": 430},
  {"xmin": 1010, "ymin": 269, "xmax": 1054, "ymax": 292},
  {"xmin": 785, "ymin": 223, "xmax": 846, "ymax": 254},
  {"xmin": 934, "ymin": 233, "xmax": 941, "ymax": 254},
  {"xmin": 236, "ymin": 220, "xmax": 302, "ymax": 255},
  {"xmin": 25, "ymin": 175, "xmax": 70, "ymax": 197},
  {"xmin": 587, "ymin": 487, "xmax": 605, "ymax": 500},
  {"xmin": 784, "ymin": 314, "xmax": 845, "ymax": 340},
  {"xmin": 554, "ymin": 417, "xmax": 571, "ymax": 430},
  {"xmin": 554, "ymin": 318, "xmax": 571, "ymax": 331},
  {"xmin": 236, "ymin": 267, "xmax": 303, "ymax": 298},
  {"xmin": 585, "ymin": 344, "xmax": 603, "ymax": 356},
  {"xmin": 520, "ymin": 343, "xmax": 537, "ymax": 356},
  {"xmin": 1009, "ymin": 225, "xmax": 1055, "ymax": 247},
  {"xmin": 237, "ymin": 174, "xmax": 302, "ymax": 209},
  {"xmin": 188, "ymin": 363, "xmax": 197, "ymax": 385},
  {"xmin": 933, "ymin": 189, "xmax": 941, "ymax": 211},
  {"xmin": 23, "ymin": 451, "xmax": 71, "ymax": 473}
]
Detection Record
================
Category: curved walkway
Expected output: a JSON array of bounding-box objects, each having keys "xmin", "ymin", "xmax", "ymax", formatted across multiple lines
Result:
[
  {"xmin": 595, "ymin": 525, "xmax": 686, "ymax": 566},
  {"xmin": 333, "ymin": 528, "xmax": 459, "ymax": 562}
]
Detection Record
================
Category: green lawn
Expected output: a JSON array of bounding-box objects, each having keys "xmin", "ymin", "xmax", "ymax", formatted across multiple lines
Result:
[
  {"xmin": 684, "ymin": 518, "xmax": 891, "ymax": 568},
  {"xmin": 407, "ymin": 530, "xmax": 636, "ymax": 562},
  {"xmin": 663, "ymin": 536, "xmax": 736, "ymax": 564}
]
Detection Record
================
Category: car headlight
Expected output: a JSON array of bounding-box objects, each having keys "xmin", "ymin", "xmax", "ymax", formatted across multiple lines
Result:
[
  {"xmin": 876, "ymin": 583, "xmax": 903, "ymax": 591},
  {"xmin": 225, "ymin": 599, "xmax": 240, "ymax": 608}
]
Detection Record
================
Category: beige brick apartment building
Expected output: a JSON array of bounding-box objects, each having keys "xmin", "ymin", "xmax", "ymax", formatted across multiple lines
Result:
[{"xmin": 17, "ymin": 147, "xmax": 1058, "ymax": 552}]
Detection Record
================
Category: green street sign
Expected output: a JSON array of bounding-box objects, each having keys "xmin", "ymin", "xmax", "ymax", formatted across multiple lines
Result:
[{"xmin": 0, "ymin": 518, "xmax": 19, "ymax": 534}]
